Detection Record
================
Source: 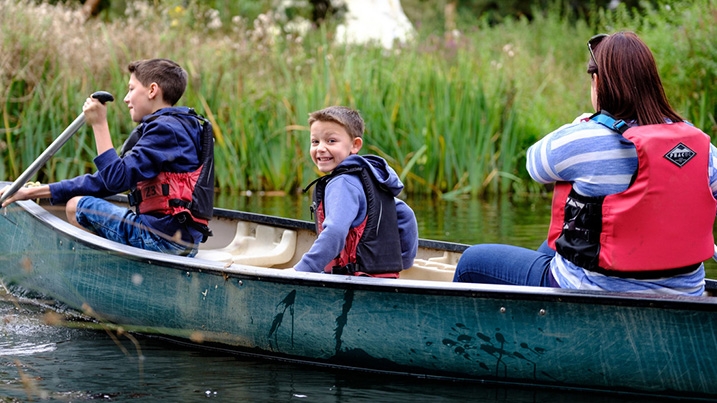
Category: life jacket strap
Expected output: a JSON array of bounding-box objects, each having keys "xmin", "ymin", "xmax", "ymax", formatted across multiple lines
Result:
[
  {"xmin": 590, "ymin": 110, "xmax": 629, "ymax": 134},
  {"xmin": 331, "ymin": 263, "xmax": 400, "ymax": 278},
  {"xmin": 128, "ymin": 184, "xmax": 171, "ymax": 209},
  {"xmin": 175, "ymin": 212, "xmax": 213, "ymax": 243}
]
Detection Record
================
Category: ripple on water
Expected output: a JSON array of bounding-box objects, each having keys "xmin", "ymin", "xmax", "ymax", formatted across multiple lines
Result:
[
  {"xmin": 0, "ymin": 341, "xmax": 56, "ymax": 356},
  {"xmin": 0, "ymin": 298, "xmax": 66, "ymax": 357}
]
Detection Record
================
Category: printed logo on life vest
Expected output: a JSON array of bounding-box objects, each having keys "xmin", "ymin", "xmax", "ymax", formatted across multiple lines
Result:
[{"xmin": 664, "ymin": 143, "xmax": 696, "ymax": 167}]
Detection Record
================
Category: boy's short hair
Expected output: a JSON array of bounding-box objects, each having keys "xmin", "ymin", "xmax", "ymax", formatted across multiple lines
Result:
[
  {"xmin": 128, "ymin": 58, "xmax": 187, "ymax": 106},
  {"xmin": 308, "ymin": 106, "xmax": 364, "ymax": 139}
]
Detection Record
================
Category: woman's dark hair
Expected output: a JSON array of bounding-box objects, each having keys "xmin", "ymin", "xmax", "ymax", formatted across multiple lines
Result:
[{"xmin": 587, "ymin": 31, "xmax": 683, "ymax": 125}]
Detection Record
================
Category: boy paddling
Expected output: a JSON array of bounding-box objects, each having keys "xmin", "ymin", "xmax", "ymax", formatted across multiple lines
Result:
[{"xmin": 0, "ymin": 58, "xmax": 214, "ymax": 257}]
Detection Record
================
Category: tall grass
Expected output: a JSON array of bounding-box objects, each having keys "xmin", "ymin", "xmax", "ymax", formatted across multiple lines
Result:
[{"xmin": 1, "ymin": 0, "xmax": 715, "ymax": 198}]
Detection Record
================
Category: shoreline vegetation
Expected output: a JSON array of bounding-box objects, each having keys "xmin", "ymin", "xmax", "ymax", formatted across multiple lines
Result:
[{"xmin": 1, "ymin": 0, "xmax": 715, "ymax": 199}]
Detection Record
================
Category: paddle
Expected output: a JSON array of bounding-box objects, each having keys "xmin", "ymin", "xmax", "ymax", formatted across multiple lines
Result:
[{"xmin": 0, "ymin": 91, "xmax": 114, "ymax": 205}]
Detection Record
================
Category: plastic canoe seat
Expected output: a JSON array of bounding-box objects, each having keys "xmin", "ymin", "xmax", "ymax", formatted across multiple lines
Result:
[
  {"xmin": 400, "ymin": 255, "xmax": 457, "ymax": 282},
  {"xmin": 196, "ymin": 222, "xmax": 297, "ymax": 267}
]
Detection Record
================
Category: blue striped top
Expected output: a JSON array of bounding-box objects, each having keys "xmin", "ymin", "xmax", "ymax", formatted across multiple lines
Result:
[{"xmin": 527, "ymin": 118, "xmax": 717, "ymax": 296}]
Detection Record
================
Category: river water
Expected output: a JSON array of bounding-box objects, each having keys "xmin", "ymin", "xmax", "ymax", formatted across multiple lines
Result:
[{"xmin": 0, "ymin": 193, "xmax": 712, "ymax": 402}]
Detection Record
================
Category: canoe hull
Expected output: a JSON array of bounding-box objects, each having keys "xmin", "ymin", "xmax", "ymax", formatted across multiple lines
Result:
[{"xmin": 2, "ymin": 198, "xmax": 717, "ymax": 399}]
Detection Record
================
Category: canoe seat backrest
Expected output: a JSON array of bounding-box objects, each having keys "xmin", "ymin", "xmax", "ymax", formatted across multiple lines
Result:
[
  {"xmin": 195, "ymin": 222, "xmax": 297, "ymax": 267},
  {"xmin": 400, "ymin": 253, "xmax": 458, "ymax": 282}
]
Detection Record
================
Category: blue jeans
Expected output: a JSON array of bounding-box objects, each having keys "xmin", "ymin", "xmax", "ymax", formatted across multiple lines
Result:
[
  {"xmin": 453, "ymin": 241, "xmax": 557, "ymax": 286},
  {"xmin": 75, "ymin": 196, "xmax": 197, "ymax": 257}
]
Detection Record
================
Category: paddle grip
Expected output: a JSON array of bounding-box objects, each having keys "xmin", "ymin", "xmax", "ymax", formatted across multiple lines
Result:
[{"xmin": 91, "ymin": 91, "xmax": 114, "ymax": 104}]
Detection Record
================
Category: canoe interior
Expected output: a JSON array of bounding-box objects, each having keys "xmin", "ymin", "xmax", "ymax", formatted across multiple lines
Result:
[{"xmin": 38, "ymin": 197, "xmax": 466, "ymax": 283}]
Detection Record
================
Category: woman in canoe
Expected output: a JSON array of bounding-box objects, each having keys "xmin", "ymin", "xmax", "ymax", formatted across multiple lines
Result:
[{"xmin": 453, "ymin": 31, "xmax": 717, "ymax": 296}]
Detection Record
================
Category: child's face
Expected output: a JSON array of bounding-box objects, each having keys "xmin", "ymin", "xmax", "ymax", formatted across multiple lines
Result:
[
  {"xmin": 124, "ymin": 73, "xmax": 155, "ymax": 123},
  {"xmin": 310, "ymin": 120, "xmax": 362, "ymax": 173}
]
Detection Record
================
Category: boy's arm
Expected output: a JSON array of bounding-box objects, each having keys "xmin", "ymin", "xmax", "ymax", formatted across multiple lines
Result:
[
  {"xmin": 83, "ymin": 97, "xmax": 114, "ymax": 154},
  {"xmin": 40, "ymin": 97, "xmax": 122, "ymax": 203},
  {"xmin": 396, "ymin": 199, "xmax": 418, "ymax": 269},
  {"xmin": 294, "ymin": 178, "xmax": 364, "ymax": 273},
  {"xmin": 0, "ymin": 184, "xmax": 51, "ymax": 208}
]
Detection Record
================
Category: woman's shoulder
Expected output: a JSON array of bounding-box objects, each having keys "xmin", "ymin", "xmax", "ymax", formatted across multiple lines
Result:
[
  {"xmin": 552, "ymin": 118, "xmax": 615, "ymax": 137},
  {"xmin": 538, "ymin": 120, "xmax": 623, "ymax": 154}
]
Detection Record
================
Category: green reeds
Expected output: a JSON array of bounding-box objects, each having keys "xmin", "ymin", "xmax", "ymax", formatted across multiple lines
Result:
[{"xmin": 1, "ymin": 0, "xmax": 715, "ymax": 197}]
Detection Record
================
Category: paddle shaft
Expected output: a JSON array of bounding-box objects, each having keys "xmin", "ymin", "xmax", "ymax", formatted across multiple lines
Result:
[{"xmin": 0, "ymin": 91, "xmax": 113, "ymax": 205}]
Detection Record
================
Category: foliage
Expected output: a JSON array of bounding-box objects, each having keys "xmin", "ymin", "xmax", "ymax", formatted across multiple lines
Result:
[{"xmin": 1, "ymin": 0, "xmax": 715, "ymax": 199}]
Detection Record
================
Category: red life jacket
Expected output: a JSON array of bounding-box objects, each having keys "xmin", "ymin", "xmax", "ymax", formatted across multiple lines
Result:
[
  {"xmin": 131, "ymin": 168, "xmax": 209, "ymax": 227},
  {"xmin": 548, "ymin": 113, "xmax": 715, "ymax": 275},
  {"xmin": 307, "ymin": 165, "xmax": 403, "ymax": 278}
]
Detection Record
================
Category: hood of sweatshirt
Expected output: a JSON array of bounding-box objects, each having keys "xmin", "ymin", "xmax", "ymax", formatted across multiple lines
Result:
[{"xmin": 337, "ymin": 154, "xmax": 404, "ymax": 197}]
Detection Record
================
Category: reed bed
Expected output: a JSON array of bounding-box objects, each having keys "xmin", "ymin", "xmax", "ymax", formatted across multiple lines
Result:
[{"xmin": 1, "ymin": 0, "xmax": 715, "ymax": 198}]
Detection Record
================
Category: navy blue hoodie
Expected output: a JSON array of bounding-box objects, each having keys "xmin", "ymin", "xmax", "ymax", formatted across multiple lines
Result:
[{"xmin": 48, "ymin": 107, "xmax": 204, "ymax": 244}]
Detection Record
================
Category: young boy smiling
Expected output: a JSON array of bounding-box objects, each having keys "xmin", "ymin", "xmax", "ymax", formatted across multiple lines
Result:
[
  {"xmin": 0, "ymin": 58, "xmax": 214, "ymax": 256},
  {"xmin": 294, "ymin": 106, "xmax": 418, "ymax": 276}
]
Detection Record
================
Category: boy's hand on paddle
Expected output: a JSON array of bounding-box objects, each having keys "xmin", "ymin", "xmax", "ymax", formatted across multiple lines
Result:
[
  {"xmin": 83, "ymin": 96, "xmax": 113, "ymax": 154},
  {"xmin": 83, "ymin": 97, "xmax": 108, "ymax": 127},
  {"xmin": 0, "ymin": 185, "xmax": 25, "ymax": 207},
  {"xmin": 0, "ymin": 184, "xmax": 50, "ymax": 208}
]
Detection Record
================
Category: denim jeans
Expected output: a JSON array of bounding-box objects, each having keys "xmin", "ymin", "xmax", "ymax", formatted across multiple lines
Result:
[
  {"xmin": 453, "ymin": 240, "xmax": 557, "ymax": 286},
  {"xmin": 75, "ymin": 196, "xmax": 197, "ymax": 257}
]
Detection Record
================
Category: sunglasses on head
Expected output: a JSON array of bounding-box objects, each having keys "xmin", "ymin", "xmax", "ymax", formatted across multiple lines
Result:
[{"xmin": 587, "ymin": 34, "xmax": 609, "ymax": 68}]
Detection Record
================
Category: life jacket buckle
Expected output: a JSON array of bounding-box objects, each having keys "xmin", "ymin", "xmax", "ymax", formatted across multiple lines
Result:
[{"xmin": 331, "ymin": 263, "xmax": 357, "ymax": 275}]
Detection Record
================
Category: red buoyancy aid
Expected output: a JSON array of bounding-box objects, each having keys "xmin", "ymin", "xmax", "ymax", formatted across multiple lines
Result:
[
  {"xmin": 548, "ymin": 119, "xmax": 716, "ymax": 273},
  {"xmin": 132, "ymin": 168, "xmax": 208, "ymax": 227},
  {"xmin": 309, "ymin": 165, "xmax": 403, "ymax": 277}
]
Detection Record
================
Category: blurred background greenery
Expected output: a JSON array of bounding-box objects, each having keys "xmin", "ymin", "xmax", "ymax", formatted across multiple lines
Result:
[{"xmin": 1, "ymin": 0, "xmax": 715, "ymax": 199}]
